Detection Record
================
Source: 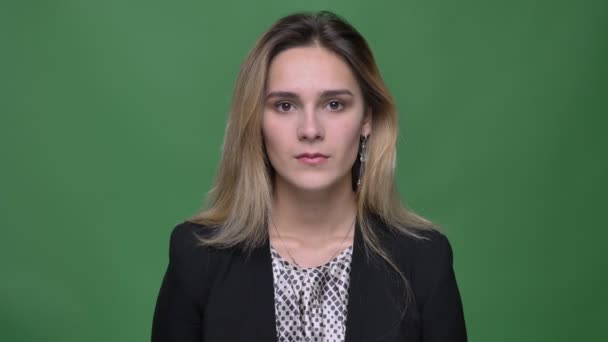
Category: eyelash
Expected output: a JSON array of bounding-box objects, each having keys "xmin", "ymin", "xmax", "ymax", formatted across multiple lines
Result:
[{"xmin": 274, "ymin": 100, "xmax": 345, "ymax": 112}]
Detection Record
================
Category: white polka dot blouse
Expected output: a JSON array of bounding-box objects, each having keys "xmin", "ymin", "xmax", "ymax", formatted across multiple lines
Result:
[{"xmin": 270, "ymin": 244, "xmax": 354, "ymax": 342}]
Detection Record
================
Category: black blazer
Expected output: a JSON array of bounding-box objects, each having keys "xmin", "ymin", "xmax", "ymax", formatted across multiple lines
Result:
[{"xmin": 152, "ymin": 218, "xmax": 467, "ymax": 341}]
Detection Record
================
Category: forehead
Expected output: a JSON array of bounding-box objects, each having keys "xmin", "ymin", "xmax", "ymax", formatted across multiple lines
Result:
[{"xmin": 266, "ymin": 45, "xmax": 360, "ymax": 95}]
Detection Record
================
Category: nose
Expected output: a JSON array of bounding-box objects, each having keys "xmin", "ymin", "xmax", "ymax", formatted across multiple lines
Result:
[{"xmin": 296, "ymin": 107, "xmax": 324, "ymax": 141}]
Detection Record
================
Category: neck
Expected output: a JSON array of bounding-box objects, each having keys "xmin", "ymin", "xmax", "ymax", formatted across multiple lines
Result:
[{"xmin": 269, "ymin": 175, "xmax": 357, "ymax": 243}]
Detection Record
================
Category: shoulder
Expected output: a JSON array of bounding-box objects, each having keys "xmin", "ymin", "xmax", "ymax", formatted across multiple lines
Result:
[
  {"xmin": 403, "ymin": 228, "xmax": 453, "ymax": 263},
  {"xmin": 383, "ymin": 225, "xmax": 459, "ymax": 307},
  {"xmin": 386, "ymin": 225, "xmax": 455, "ymax": 275},
  {"xmin": 368, "ymin": 215, "xmax": 456, "ymax": 279},
  {"xmin": 168, "ymin": 220, "xmax": 216, "ymax": 255},
  {"xmin": 168, "ymin": 220, "xmax": 218, "ymax": 253},
  {"xmin": 165, "ymin": 220, "xmax": 225, "ymax": 279},
  {"xmin": 152, "ymin": 221, "xmax": 225, "ymax": 311},
  {"xmin": 370, "ymin": 216, "xmax": 453, "ymax": 267}
]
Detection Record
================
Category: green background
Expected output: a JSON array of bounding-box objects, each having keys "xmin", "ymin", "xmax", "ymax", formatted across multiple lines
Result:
[{"xmin": 1, "ymin": 0, "xmax": 606, "ymax": 341}]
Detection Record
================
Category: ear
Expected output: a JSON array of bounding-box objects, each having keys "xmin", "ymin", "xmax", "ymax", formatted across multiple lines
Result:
[{"xmin": 361, "ymin": 105, "xmax": 372, "ymax": 136}]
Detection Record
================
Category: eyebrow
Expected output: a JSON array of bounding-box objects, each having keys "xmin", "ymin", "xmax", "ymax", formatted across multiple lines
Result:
[{"xmin": 265, "ymin": 89, "xmax": 354, "ymax": 100}]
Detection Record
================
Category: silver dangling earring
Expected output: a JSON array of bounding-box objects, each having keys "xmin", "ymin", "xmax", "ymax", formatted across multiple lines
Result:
[{"xmin": 357, "ymin": 134, "xmax": 368, "ymax": 187}]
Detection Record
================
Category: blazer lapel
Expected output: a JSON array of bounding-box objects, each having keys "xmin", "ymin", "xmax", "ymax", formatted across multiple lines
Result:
[
  {"xmin": 345, "ymin": 219, "xmax": 402, "ymax": 342},
  {"xmin": 245, "ymin": 236, "xmax": 278, "ymax": 342}
]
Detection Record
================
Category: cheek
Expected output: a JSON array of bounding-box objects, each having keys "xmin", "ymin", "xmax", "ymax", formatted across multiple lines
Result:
[
  {"xmin": 262, "ymin": 115, "xmax": 287, "ymax": 157},
  {"xmin": 344, "ymin": 137, "xmax": 360, "ymax": 165},
  {"xmin": 335, "ymin": 124, "xmax": 363, "ymax": 159}
]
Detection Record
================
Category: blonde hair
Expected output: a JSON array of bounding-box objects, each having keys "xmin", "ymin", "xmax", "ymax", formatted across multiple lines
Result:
[{"xmin": 188, "ymin": 10, "xmax": 438, "ymax": 314}]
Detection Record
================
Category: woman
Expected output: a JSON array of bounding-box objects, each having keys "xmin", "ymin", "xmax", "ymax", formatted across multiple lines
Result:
[{"xmin": 152, "ymin": 10, "xmax": 467, "ymax": 342}]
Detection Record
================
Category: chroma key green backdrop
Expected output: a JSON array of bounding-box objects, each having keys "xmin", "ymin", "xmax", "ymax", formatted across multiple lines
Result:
[{"xmin": 1, "ymin": 1, "xmax": 606, "ymax": 341}]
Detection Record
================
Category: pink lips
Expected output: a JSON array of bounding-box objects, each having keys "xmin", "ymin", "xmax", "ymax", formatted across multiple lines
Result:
[{"xmin": 296, "ymin": 152, "xmax": 329, "ymax": 165}]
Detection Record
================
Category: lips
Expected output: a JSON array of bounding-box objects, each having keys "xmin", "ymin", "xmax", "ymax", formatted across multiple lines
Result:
[
  {"xmin": 295, "ymin": 152, "xmax": 329, "ymax": 165},
  {"xmin": 296, "ymin": 153, "xmax": 329, "ymax": 159}
]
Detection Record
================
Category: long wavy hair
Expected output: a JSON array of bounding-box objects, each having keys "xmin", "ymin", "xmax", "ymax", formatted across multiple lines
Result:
[{"xmin": 188, "ymin": 10, "xmax": 437, "ymax": 315}]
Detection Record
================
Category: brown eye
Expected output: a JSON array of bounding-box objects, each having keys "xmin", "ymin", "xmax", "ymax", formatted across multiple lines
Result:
[
  {"xmin": 327, "ymin": 100, "xmax": 344, "ymax": 111},
  {"xmin": 276, "ymin": 102, "xmax": 294, "ymax": 112}
]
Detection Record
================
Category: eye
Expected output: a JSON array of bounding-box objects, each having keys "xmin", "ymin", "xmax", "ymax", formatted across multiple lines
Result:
[
  {"xmin": 275, "ymin": 101, "xmax": 295, "ymax": 112},
  {"xmin": 326, "ymin": 100, "xmax": 344, "ymax": 111}
]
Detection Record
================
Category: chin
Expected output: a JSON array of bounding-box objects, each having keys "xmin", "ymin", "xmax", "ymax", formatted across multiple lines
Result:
[{"xmin": 283, "ymin": 173, "xmax": 347, "ymax": 193}]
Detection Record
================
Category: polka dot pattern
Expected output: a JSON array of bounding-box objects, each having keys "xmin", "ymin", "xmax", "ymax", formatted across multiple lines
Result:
[{"xmin": 270, "ymin": 244, "xmax": 353, "ymax": 342}]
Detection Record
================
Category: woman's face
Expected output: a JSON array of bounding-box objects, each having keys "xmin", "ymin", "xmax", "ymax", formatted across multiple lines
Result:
[{"xmin": 262, "ymin": 45, "xmax": 371, "ymax": 193}]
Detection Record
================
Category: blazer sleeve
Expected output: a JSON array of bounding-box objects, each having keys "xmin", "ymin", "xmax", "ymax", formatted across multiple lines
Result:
[
  {"xmin": 151, "ymin": 222, "xmax": 206, "ymax": 342},
  {"xmin": 420, "ymin": 232, "xmax": 468, "ymax": 342}
]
